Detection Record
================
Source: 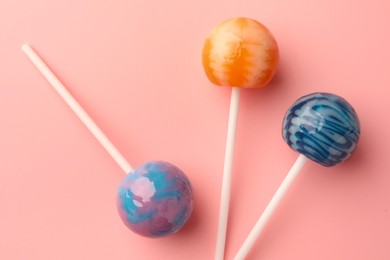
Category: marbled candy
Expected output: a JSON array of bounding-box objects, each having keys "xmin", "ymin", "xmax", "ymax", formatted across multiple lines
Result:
[
  {"xmin": 117, "ymin": 161, "xmax": 193, "ymax": 237},
  {"xmin": 282, "ymin": 93, "xmax": 360, "ymax": 167},
  {"xmin": 202, "ymin": 17, "xmax": 279, "ymax": 88}
]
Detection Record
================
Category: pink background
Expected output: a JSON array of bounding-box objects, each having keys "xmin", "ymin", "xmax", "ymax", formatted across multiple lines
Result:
[{"xmin": 1, "ymin": 0, "xmax": 389, "ymax": 259}]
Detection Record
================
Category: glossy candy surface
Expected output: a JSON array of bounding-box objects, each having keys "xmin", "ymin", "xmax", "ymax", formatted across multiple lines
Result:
[
  {"xmin": 117, "ymin": 161, "xmax": 193, "ymax": 237},
  {"xmin": 282, "ymin": 93, "xmax": 360, "ymax": 167},
  {"xmin": 202, "ymin": 17, "xmax": 279, "ymax": 88}
]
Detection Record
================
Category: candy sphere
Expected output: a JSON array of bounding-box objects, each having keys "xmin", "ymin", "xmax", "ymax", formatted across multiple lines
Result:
[
  {"xmin": 117, "ymin": 161, "xmax": 193, "ymax": 237},
  {"xmin": 282, "ymin": 93, "xmax": 360, "ymax": 167},
  {"xmin": 202, "ymin": 17, "xmax": 279, "ymax": 88}
]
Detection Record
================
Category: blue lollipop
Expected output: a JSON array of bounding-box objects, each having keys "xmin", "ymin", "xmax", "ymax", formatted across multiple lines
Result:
[
  {"xmin": 22, "ymin": 44, "xmax": 193, "ymax": 238},
  {"xmin": 234, "ymin": 92, "xmax": 360, "ymax": 259},
  {"xmin": 282, "ymin": 92, "xmax": 360, "ymax": 167}
]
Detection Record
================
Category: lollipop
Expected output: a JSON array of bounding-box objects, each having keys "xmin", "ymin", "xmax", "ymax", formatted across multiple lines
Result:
[
  {"xmin": 117, "ymin": 161, "xmax": 192, "ymax": 237},
  {"xmin": 22, "ymin": 44, "xmax": 193, "ymax": 238},
  {"xmin": 202, "ymin": 17, "xmax": 279, "ymax": 259},
  {"xmin": 234, "ymin": 92, "xmax": 360, "ymax": 259}
]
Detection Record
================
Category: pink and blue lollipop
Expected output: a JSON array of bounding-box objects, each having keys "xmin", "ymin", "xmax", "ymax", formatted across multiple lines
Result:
[
  {"xmin": 117, "ymin": 161, "xmax": 193, "ymax": 237},
  {"xmin": 22, "ymin": 44, "xmax": 193, "ymax": 238}
]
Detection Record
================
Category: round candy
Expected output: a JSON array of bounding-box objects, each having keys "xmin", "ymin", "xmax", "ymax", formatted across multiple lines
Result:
[
  {"xmin": 282, "ymin": 93, "xmax": 360, "ymax": 167},
  {"xmin": 202, "ymin": 17, "xmax": 279, "ymax": 88},
  {"xmin": 117, "ymin": 161, "xmax": 193, "ymax": 237}
]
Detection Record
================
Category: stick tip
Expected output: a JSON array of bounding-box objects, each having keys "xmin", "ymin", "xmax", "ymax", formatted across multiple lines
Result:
[{"xmin": 21, "ymin": 43, "xmax": 32, "ymax": 53}]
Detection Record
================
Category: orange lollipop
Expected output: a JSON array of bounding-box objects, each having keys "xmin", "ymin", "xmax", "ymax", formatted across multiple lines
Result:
[
  {"xmin": 202, "ymin": 17, "xmax": 279, "ymax": 260},
  {"xmin": 203, "ymin": 17, "xmax": 279, "ymax": 88}
]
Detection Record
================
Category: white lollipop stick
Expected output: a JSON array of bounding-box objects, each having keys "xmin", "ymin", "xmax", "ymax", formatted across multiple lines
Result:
[
  {"xmin": 234, "ymin": 154, "xmax": 308, "ymax": 260},
  {"xmin": 22, "ymin": 44, "xmax": 132, "ymax": 174},
  {"xmin": 215, "ymin": 87, "xmax": 241, "ymax": 260}
]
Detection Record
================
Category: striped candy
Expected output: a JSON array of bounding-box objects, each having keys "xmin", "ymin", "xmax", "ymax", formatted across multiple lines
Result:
[
  {"xmin": 282, "ymin": 93, "xmax": 360, "ymax": 167},
  {"xmin": 202, "ymin": 17, "xmax": 279, "ymax": 88}
]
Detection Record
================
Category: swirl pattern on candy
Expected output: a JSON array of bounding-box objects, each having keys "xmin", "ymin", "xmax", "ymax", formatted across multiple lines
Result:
[
  {"xmin": 202, "ymin": 17, "xmax": 279, "ymax": 88},
  {"xmin": 282, "ymin": 92, "xmax": 360, "ymax": 167},
  {"xmin": 117, "ymin": 161, "xmax": 193, "ymax": 238}
]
